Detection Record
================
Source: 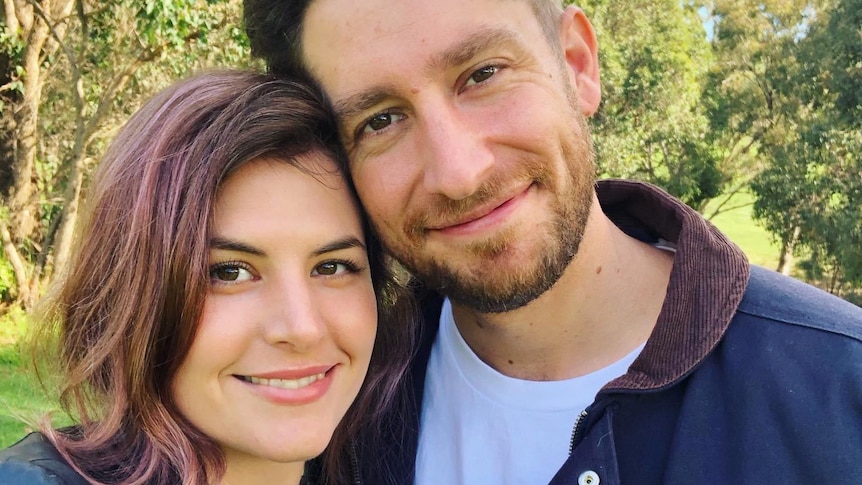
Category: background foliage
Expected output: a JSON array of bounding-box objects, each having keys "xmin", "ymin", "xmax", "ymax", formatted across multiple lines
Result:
[
  {"xmin": 1, "ymin": 0, "xmax": 252, "ymax": 447},
  {"xmin": 581, "ymin": 0, "xmax": 860, "ymax": 302},
  {"xmin": 1, "ymin": 0, "xmax": 253, "ymax": 309}
]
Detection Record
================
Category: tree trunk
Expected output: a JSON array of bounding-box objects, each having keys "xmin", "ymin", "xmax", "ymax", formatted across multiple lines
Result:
[
  {"xmin": 7, "ymin": 14, "xmax": 50, "ymax": 241},
  {"xmin": 776, "ymin": 225, "xmax": 800, "ymax": 275},
  {"xmin": 52, "ymin": 155, "xmax": 86, "ymax": 275},
  {"xmin": 51, "ymin": 46, "xmax": 150, "ymax": 276},
  {"xmin": 0, "ymin": 218, "xmax": 29, "ymax": 304},
  {"xmin": 4, "ymin": 0, "xmax": 78, "ymax": 304}
]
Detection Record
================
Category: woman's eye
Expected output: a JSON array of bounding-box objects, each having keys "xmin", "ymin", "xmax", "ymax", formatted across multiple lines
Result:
[
  {"xmin": 210, "ymin": 263, "xmax": 254, "ymax": 283},
  {"xmin": 362, "ymin": 112, "xmax": 405, "ymax": 134},
  {"xmin": 312, "ymin": 260, "xmax": 359, "ymax": 277},
  {"xmin": 466, "ymin": 65, "xmax": 499, "ymax": 86}
]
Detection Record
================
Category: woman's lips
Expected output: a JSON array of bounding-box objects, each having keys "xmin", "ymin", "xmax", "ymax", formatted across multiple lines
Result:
[
  {"xmin": 234, "ymin": 365, "xmax": 336, "ymax": 405},
  {"xmin": 237, "ymin": 373, "xmax": 326, "ymax": 390}
]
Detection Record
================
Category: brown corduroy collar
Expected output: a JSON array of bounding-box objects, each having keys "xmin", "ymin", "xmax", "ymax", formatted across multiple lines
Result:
[{"xmin": 596, "ymin": 179, "xmax": 751, "ymax": 392}]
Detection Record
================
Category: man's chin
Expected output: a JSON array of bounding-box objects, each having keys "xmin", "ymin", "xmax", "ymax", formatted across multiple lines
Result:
[
  {"xmin": 447, "ymin": 282, "xmax": 553, "ymax": 314},
  {"xmin": 413, "ymin": 255, "xmax": 568, "ymax": 314}
]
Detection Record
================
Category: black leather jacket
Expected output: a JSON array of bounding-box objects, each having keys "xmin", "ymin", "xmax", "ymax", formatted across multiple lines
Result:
[
  {"xmin": 0, "ymin": 433, "xmax": 86, "ymax": 485},
  {"xmin": 0, "ymin": 432, "xmax": 319, "ymax": 484}
]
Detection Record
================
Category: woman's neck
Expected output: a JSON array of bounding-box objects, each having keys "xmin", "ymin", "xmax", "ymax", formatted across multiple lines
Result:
[{"xmin": 219, "ymin": 455, "xmax": 305, "ymax": 485}]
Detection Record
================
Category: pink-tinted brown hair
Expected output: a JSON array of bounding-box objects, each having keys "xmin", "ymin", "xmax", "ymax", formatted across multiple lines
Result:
[{"xmin": 36, "ymin": 69, "xmax": 414, "ymax": 484}]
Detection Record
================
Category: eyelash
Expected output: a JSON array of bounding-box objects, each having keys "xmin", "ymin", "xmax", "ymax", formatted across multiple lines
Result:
[
  {"xmin": 209, "ymin": 258, "xmax": 365, "ymax": 284},
  {"xmin": 313, "ymin": 258, "xmax": 365, "ymax": 277},
  {"xmin": 351, "ymin": 62, "xmax": 505, "ymax": 143},
  {"xmin": 354, "ymin": 108, "xmax": 406, "ymax": 142},
  {"xmin": 209, "ymin": 260, "xmax": 256, "ymax": 285},
  {"xmin": 462, "ymin": 63, "xmax": 502, "ymax": 89}
]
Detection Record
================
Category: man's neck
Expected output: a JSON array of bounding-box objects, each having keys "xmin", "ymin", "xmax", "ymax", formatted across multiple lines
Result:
[{"xmin": 451, "ymin": 196, "xmax": 674, "ymax": 381}]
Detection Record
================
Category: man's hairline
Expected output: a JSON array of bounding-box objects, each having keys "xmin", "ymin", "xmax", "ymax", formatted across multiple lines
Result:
[{"xmin": 294, "ymin": 0, "xmax": 563, "ymax": 77}]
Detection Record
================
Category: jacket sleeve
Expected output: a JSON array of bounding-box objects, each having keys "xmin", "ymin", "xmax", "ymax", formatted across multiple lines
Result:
[
  {"xmin": 0, "ymin": 460, "xmax": 68, "ymax": 485},
  {"xmin": 0, "ymin": 433, "xmax": 84, "ymax": 485}
]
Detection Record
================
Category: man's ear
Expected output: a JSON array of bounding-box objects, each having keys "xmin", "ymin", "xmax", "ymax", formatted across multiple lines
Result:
[{"xmin": 558, "ymin": 6, "xmax": 601, "ymax": 116}]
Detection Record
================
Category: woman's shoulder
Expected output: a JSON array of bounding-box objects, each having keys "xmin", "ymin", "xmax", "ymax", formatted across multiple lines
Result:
[{"xmin": 0, "ymin": 432, "xmax": 87, "ymax": 485}]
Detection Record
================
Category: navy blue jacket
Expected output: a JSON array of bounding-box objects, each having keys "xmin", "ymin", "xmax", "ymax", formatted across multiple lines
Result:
[{"xmin": 355, "ymin": 180, "xmax": 862, "ymax": 485}]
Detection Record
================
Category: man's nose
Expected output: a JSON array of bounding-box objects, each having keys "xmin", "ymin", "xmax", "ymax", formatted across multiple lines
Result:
[{"xmin": 419, "ymin": 102, "xmax": 494, "ymax": 201}]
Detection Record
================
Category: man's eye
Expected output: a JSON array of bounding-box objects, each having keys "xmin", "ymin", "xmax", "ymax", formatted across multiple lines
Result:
[
  {"xmin": 361, "ymin": 112, "xmax": 405, "ymax": 134},
  {"xmin": 210, "ymin": 263, "xmax": 254, "ymax": 283},
  {"xmin": 466, "ymin": 65, "xmax": 499, "ymax": 86}
]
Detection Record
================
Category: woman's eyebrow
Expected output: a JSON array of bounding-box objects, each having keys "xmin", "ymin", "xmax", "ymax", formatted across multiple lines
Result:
[
  {"xmin": 209, "ymin": 237, "xmax": 265, "ymax": 256},
  {"xmin": 313, "ymin": 236, "xmax": 367, "ymax": 257}
]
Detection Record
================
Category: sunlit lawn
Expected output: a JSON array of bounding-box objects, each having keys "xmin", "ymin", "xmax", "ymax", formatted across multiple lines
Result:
[
  {"xmin": 0, "ymin": 309, "xmax": 68, "ymax": 448},
  {"xmin": 704, "ymin": 191, "xmax": 782, "ymax": 270}
]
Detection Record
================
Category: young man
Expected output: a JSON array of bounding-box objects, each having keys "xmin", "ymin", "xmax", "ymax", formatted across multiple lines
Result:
[{"xmin": 244, "ymin": 1, "xmax": 862, "ymax": 484}]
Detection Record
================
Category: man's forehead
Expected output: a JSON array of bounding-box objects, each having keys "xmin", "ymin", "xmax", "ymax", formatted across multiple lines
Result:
[
  {"xmin": 327, "ymin": 29, "xmax": 525, "ymax": 120},
  {"xmin": 301, "ymin": 0, "xmax": 522, "ymax": 27},
  {"xmin": 301, "ymin": 0, "xmax": 540, "ymax": 87}
]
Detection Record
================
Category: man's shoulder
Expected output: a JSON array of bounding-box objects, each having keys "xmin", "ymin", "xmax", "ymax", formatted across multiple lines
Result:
[
  {"xmin": 0, "ymin": 433, "xmax": 85, "ymax": 485},
  {"xmin": 735, "ymin": 265, "xmax": 862, "ymax": 341}
]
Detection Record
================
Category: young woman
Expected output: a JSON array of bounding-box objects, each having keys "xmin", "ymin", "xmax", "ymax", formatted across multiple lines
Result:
[{"xmin": 0, "ymin": 70, "xmax": 414, "ymax": 484}]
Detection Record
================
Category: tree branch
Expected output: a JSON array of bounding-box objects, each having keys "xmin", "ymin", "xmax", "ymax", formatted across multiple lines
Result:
[
  {"xmin": 704, "ymin": 178, "xmax": 757, "ymax": 221},
  {"xmin": 0, "ymin": 81, "xmax": 20, "ymax": 93},
  {"xmin": 25, "ymin": 0, "xmax": 79, "ymax": 79},
  {"xmin": 11, "ymin": 0, "xmax": 31, "ymax": 32},
  {"xmin": 0, "ymin": 217, "xmax": 29, "ymax": 301},
  {"xmin": 4, "ymin": 0, "xmax": 18, "ymax": 33},
  {"xmin": 83, "ymin": 18, "xmax": 229, "ymax": 141}
]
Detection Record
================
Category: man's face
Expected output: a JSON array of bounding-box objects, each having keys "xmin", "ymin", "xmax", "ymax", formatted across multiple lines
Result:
[{"xmin": 302, "ymin": 0, "xmax": 598, "ymax": 313}]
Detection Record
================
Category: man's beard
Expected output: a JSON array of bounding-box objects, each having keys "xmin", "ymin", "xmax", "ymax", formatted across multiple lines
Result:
[{"xmin": 384, "ymin": 113, "xmax": 597, "ymax": 314}]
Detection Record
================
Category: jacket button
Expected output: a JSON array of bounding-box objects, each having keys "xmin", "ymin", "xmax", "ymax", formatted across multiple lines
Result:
[{"xmin": 578, "ymin": 470, "xmax": 600, "ymax": 485}]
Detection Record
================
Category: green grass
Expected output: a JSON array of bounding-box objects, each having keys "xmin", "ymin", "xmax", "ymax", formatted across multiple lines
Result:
[
  {"xmin": 0, "ymin": 308, "xmax": 67, "ymax": 448},
  {"xmin": 703, "ymin": 192, "xmax": 782, "ymax": 270}
]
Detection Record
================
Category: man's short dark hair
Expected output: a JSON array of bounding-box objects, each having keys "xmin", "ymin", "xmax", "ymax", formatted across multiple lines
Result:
[
  {"xmin": 244, "ymin": 0, "xmax": 312, "ymax": 77},
  {"xmin": 244, "ymin": 0, "xmax": 564, "ymax": 76}
]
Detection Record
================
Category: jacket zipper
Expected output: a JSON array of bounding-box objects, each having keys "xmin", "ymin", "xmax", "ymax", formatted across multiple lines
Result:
[
  {"xmin": 569, "ymin": 409, "xmax": 589, "ymax": 456},
  {"xmin": 349, "ymin": 439, "xmax": 362, "ymax": 485}
]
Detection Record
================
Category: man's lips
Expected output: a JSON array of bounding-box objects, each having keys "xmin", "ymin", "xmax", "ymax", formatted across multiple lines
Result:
[{"xmin": 427, "ymin": 183, "xmax": 533, "ymax": 234}]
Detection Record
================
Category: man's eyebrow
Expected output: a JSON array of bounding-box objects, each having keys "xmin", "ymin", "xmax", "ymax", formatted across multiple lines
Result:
[
  {"xmin": 210, "ymin": 237, "xmax": 265, "ymax": 256},
  {"xmin": 312, "ymin": 236, "xmax": 366, "ymax": 257},
  {"xmin": 333, "ymin": 85, "xmax": 398, "ymax": 121},
  {"xmin": 332, "ymin": 29, "xmax": 521, "ymax": 123},
  {"xmin": 430, "ymin": 28, "xmax": 522, "ymax": 73}
]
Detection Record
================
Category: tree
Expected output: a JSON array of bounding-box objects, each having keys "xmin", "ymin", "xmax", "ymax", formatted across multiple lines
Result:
[
  {"xmin": 2, "ymin": 0, "xmax": 77, "ymax": 304},
  {"xmin": 580, "ymin": 0, "xmax": 722, "ymax": 210},
  {"xmin": 704, "ymin": 0, "xmax": 831, "ymax": 272},
  {"xmin": 752, "ymin": 0, "xmax": 862, "ymax": 294},
  {"xmin": 0, "ymin": 0, "xmax": 251, "ymax": 308}
]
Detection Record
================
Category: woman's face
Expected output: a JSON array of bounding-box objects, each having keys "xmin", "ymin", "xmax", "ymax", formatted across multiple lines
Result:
[{"xmin": 172, "ymin": 153, "xmax": 377, "ymax": 479}]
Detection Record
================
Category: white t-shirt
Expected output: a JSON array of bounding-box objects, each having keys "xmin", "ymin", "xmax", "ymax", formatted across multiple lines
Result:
[{"xmin": 415, "ymin": 298, "xmax": 644, "ymax": 485}]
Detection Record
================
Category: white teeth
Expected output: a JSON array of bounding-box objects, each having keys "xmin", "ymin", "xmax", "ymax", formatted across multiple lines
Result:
[{"xmin": 245, "ymin": 373, "xmax": 325, "ymax": 389}]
